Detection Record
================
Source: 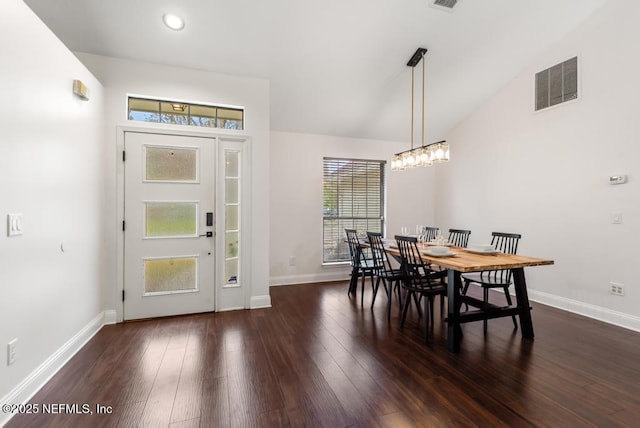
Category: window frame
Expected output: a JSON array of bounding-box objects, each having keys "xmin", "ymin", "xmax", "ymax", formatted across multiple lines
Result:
[
  {"xmin": 322, "ymin": 157, "xmax": 386, "ymax": 265},
  {"xmin": 127, "ymin": 96, "xmax": 244, "ymax": 130}
]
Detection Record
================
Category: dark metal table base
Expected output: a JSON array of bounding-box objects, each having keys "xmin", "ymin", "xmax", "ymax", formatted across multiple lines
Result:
[{"xmin": 447, "ymin": 267, "xmax": 534, "ymax": 352}]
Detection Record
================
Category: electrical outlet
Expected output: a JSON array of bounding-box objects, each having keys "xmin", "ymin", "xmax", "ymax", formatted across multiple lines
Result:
[
  {"xmin": 7, "ymin": 338, "xmax": 17, "ymax": 365},
  {"xmin": 610, "ymin": 282, "xmax": 625, "ymax": 296},
  {"xmin": 289, "ymin": 256, "xmax": 296, "ymax": 267}
]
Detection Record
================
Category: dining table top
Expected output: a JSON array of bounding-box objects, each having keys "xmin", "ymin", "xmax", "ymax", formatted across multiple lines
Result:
[{"xmin": 382, "ymin": 242, "xmax": 554, "ymax": 273}]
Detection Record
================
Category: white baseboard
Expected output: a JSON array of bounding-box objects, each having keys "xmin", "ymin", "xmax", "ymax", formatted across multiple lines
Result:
[
  {"xmin": 0, "ymin": 311, "xmax": 110, "ymax": 427},
  {"xmin": 270, "ymin": 271, "xmax": 350, "ymax": 287},
  {"xmin": 529, "ymin": 289, "xmax": 640, "ymax": 333},
  {"xmin": 216, "ymin": 306, "xmax": 246, "ymax": 312},
  {"xmin": 250, "ymin": 295, "xmax": 272, "ymax": 309},
  {"xmin": 103, "ymin": 309, "xmax": 117, "ymax": 325}
]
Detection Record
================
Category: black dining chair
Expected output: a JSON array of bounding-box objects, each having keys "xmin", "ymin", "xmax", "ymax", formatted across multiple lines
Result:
[
  {"xmin": 427, "ymin": 228, "xmax": 471, "ymax": 312},
  {"xmin": 421, "ymin": 226, "xmax": 440, "ymax": 243},
  {"xmin": 423, "ymin": 228, "xmax": 471, "ymax": 313},
  {"xmin": 461, "ymin": 232, "xmax": 522, "ymax": 335},
  {"xmin": 395, "ymin": 235, "xmax": 447, "ymax": 342},
  {"xmin": 447, "ymin": 228, "xmax": 471, "ymax": 248},
  {"xmin": 345, "ymin": 229, "xmax": 380, "ymax": 306},
  {"xmin": 367, "ymin": 232, "xmax": 405, "ymax": 320}
]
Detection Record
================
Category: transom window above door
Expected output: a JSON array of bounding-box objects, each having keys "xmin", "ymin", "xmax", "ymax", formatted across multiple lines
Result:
[{"xmin": 128, "ymin": 97, "xmax": 244, "ymax": 130}]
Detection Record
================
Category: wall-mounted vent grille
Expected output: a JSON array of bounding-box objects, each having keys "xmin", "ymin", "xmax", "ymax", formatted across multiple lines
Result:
[
  {"xmin": 535, "ymin": 56, "xmax": 578, "ymax": 111},
  {"xmin": 431, "ymin": 0, "xmax": 459, "ymax": 10}
]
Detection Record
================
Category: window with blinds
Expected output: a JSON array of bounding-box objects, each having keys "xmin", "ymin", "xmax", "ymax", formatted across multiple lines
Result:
[{"xmin": 322, "ymin": 158, "xmax": 385, "ymax": 263}]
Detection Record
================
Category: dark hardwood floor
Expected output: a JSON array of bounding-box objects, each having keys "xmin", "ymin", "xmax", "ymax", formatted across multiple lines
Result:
[{"xmin": 7, "ymin": 281, "xmax": 640, "ymax": 427}]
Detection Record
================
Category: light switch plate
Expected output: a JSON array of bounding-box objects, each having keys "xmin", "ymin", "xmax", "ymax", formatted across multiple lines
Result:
[
  {"xmin": 7, "ymin": 338, "xmax": 17, "ymax": 365},
  {"xmin": 7, "ymin": 213, "xmax": 23, "ymax": 236},
  {"xmin": 611, "ymin": 212, "xmax": 623, "ymax": 224}
]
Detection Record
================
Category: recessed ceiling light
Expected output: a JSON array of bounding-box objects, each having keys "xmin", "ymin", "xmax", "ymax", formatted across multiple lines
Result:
[{"xmin": 163, "ymin": 13, "xmax": 185, "ymax": 31}]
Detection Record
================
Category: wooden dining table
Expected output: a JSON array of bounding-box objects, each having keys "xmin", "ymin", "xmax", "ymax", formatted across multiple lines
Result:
[{"xmin": 384, "ymin": 242, "xmax": 554, "ymax": 352}]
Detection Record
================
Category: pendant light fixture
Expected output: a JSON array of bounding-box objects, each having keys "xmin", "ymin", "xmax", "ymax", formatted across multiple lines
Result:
[{"xmin": 391, "ymin": 48, "xmax": 449, "ymax": 171}]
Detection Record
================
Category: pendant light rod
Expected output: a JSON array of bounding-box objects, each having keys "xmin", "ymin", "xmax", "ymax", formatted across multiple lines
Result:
[
  {"xmin": 422, "ymin": 49, "xmax": 425, "ymax": 147},
  {"xmin": 410, "ymin": 66, "xmax": 414, "ymax": 150},
  {"xmin": 409, "ymin": 48, "xmax": 427, "ymax": 150}
]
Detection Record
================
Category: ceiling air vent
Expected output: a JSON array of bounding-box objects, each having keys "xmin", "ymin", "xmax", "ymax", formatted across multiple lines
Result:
[{"xmin": 431, "ymin": 0, "xmax": 459, "ymax": 12}]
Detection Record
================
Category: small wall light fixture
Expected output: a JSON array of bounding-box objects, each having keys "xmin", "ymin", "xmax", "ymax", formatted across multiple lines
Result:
[{"xmin": 72, "ymin": 79, "xmax": 89, "ymax": 101}]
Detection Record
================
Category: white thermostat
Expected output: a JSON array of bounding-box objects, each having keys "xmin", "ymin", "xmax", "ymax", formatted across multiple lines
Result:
[{"xmin": 609, "ymin": 175, "xmax": 627, "ymax": 185}]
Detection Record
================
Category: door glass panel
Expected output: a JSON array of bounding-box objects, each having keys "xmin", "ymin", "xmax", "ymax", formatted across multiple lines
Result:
[
  {"xmin": 144, "ymin": 257, "xmax": 198, "ymax": 294},
  {"xmin": 145, "ymin": 202, "xmax": 197, "ymax": 237},
  {"xmin": 225, "ymin": 258, "xmax": 238, "ymax": 285},
  {"xmin": 225, "ymin": 151, "xmax": 239, "ymax": 177},
  {"xmin": 224, "ymin": 149, "xmax": 240, "ymax": 287},
  {"xmin": 145, "ymin": 146, "xmax": 198, "ymax": 182},
  {"xmin": 225, "ymin": 231, "xmax": 239, "ymax": 258},
  {"xmin": 225, "ymin": 205, "xmax": 238, "ymax": 231},
  {"xmin": 225, "ymin": 178, "xmax": 239, "ymax": 204}
]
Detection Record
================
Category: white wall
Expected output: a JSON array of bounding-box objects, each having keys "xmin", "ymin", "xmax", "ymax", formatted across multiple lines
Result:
[
  {"xmin": 0, "ymin": 0, "xmax": 105, "ymax": 414},
  {"xmin": 438, "ymin": 0, "xmax": 640, "ymax": 330},
  {"xmin": 74, "ymin": 53, "xmax": 271, "ymax": 317},
  {"xmin": 270, "ymin": 130, "xmax": 438, "ymax": 285}
]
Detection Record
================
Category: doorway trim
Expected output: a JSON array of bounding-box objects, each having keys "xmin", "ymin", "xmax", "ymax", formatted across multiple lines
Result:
[{"xmin": 115, "ymin": 124, "xmax": 252, "ymax": 323}]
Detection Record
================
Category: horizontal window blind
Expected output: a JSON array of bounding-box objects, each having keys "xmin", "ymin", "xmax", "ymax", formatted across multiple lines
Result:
[{"xmin": 323, "ymin": 158, "xmax": 385, "ymax": 263}]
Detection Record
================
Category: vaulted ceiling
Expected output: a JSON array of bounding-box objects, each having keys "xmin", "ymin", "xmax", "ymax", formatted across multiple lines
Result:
[{"xmin": 25, "ymin": 0, "xmax": 606, "ymax": 142}]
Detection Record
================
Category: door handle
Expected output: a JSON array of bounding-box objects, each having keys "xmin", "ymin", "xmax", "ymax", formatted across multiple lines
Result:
[{"xmin": 199, "ymin": 231, "xmax": 213, "ymax": 238}]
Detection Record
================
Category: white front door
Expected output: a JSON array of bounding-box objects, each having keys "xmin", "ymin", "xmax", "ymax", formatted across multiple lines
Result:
[{"xmin": 123, "ymin": 131, "xmax": 215, "ymax": 320}]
